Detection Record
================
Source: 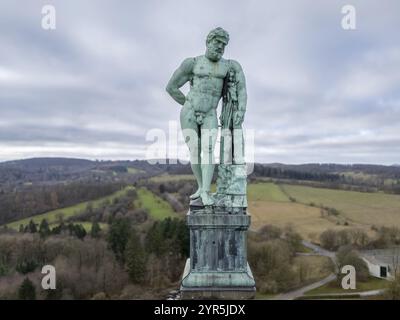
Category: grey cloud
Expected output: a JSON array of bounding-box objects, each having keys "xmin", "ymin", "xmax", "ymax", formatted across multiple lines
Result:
[{"xmin": 0, "ymin": 0, "xmax": 399, "ymax": 164}]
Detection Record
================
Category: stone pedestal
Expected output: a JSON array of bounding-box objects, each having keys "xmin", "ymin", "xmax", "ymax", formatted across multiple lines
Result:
[{"xmin": 180, "ymin": 212, "xmax": 256, "ymax": 299}]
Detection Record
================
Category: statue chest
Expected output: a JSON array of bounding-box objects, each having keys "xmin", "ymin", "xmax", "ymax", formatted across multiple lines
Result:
[{"xmin": 192, "ymin": 57, "xmax": 229, "ymax": 81}]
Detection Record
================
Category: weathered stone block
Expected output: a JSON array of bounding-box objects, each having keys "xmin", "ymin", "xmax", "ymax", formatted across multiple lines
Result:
[
  {"xmin": 180, "ymin": 259, "xmax": 255, "ymax": 300},
  {"xmin": 180, "ymin": 211, "xmax": 256, "ymax": 299}
]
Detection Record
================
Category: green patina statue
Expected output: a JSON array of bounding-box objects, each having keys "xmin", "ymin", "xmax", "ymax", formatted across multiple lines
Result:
[
  {"xmin": 167, "ymin": 28, "xmax": 255, "ymax": 299},
  {"xmin": 166, "ymin": 27, "xmax": 247, "ymax": 208}
]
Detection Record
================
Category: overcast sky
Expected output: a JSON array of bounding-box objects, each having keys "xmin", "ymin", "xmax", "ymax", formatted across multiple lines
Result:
[{"xmin": 0, "ymin": 0, "xmax": 399, "ymax": 164}]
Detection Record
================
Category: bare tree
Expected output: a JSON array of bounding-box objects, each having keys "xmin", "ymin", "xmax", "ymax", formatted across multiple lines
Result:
[{"xmin": 391, "ymin": 247, "xmax": 400, "ymax": 278}]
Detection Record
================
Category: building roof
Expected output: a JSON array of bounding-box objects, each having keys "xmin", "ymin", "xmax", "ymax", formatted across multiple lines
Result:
[{"xmin": 359, "ymin": 247, "xmax": 400, "ymax": 268}]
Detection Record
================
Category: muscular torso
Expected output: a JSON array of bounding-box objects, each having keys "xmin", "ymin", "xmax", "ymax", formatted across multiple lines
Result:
[{"xmin": 186, "ymin": 55, "xmax": 230, "ymax": 114}]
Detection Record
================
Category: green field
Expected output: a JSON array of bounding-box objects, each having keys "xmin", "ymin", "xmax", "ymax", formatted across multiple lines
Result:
[
  {"xmin": 127, "ymin": 167, "xmax": 144, "ymax": 174},
  {"xmin": 248, "ymin": 182, "xmax": 381, "ymax": 240},
  {"xmin": 6, "ymin": 186, "xmax": 135, "ymax": 230},
  {"xmin": 247, "ymin": 182, "xmax": 289, "ymax": 202},
  {"xmin": 304, "ymin": 276, "xmax": 389, "ymax": 295},
  {"xmin": 281, "ymin": 184, "xmax": 400, "ymax": 228},
  {"xmin": 134, "ymin": 187, "xmax": 176, "ymax": 220}
]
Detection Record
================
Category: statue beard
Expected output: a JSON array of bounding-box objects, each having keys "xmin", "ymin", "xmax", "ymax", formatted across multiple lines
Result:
[{"xmin": 206, "ymin": 47, "xmax": 223, "ymax": 62}]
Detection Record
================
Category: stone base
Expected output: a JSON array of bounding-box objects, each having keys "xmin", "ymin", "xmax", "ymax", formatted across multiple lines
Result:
[
  {"xmin": 180, "ymin": 288, "xmax": 255, "ymax": 300},
  {"xmin": 181, "ymin": 207, "xmax": 256, "ymax": 300},
  {"xmin": 180, "ymin": 259, "xmax": 256, "ymax": 300}
]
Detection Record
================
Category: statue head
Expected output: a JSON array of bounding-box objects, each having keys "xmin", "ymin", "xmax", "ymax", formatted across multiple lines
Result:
[{"xmin": 205, "ymin": 27, "xmax": 229, "ymax": 62}]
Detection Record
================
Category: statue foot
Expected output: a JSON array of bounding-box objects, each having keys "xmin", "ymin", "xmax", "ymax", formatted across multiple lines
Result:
[
  {"xmin": 189, "ymin": 188, "xmax": 202, "ymax": 200},
  {"xmin": 200, "ymin": 191, "xmax": 214, "ymax": 206}
]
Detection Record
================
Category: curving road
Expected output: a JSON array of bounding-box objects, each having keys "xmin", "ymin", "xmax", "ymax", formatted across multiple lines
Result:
[{"xmin": 274, "ymin": 273, "xmax": 337, "ymax": 300}]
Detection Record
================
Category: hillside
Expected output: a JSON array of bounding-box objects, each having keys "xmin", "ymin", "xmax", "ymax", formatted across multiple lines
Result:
[
  {"xmin": 248, "ymin": 182, "xmax": 400, "ymax": 242},
  {"xmin": 1, "ymin": 159, "xmax": 400, "ymax": 300},
  {"xmin": 1, "ymin": 157, "xmax": 400, "ymax": 235}
]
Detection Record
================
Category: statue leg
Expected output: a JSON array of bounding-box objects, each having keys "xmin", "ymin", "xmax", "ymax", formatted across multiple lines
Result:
[
  {"xmin": 199, "ymin": 111, "xmax": 218, "ymax": 206},
  {"xmin": 180, "ymin": 106, "xmax": 202, "ymax": 199}
]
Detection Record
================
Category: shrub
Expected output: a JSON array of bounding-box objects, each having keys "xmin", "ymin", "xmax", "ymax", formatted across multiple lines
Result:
[
  {"xmin": 336, "ymin": 245, "xmax": 369, "ymax": 282},
  {"xmin": 18, "ymin": 278, "xmax": 36, "ymax": 300}
]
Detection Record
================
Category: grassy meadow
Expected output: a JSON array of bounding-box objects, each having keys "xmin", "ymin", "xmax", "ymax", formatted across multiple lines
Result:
[
  {"xmin": 247, "ymin": 182, "xmax": 363, "ymax": 240},
  {"xmin": 248, "ymin": 182, "xmax": 400, "ymax": 241},
  {"xmin": 304, "ymin": 276, "xmax": 389, "ymax": 295},
  {"xmin": 6, "ymin": 185, "xmax": 177, "ymax": 231},
  {"xmin": 281, "ymin": 184, "xmax": 400, "ymax": 228},
  {"xmin": 127, "ymin": 167, "xmax": 145, "ymax": 174},
  {"xmin": 133, "ymin": 187, "xmax": 176, "ymax": 220}
]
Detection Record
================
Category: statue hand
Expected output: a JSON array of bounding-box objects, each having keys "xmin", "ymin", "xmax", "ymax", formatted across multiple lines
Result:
[{"xmin": 233, "ymin": 110, "xmax": 245, "ymax": 126}]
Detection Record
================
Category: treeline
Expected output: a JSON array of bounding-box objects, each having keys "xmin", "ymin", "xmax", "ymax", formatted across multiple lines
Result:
[
  {"xmin": 262, "ymin": 163, "xmax": 400, "ymax": 178},
  {"xmin": 0, "ymin": 182, "xmax": 124, "ymax": 225},
  {"xmin": 0, "ymin": 158, "xmax": 94, "ymax": 185},
  {"xmin": 67, "ymin": 188, "xmax": 149, "ymax": 225},
  {"xmin": 255, "ymin": 173, "xmax": 400, "ymax": 194},
  {"xmin": 250, "ymin": 164, "xmax": 400, "ymax": 194},
  {"xmin": 251, "ymin": 164, "xmax": 341, "ymax": 182},
  {"xmin": 382, "ymin": 181, "xmax": 400, "ymax": 195},
  {"xmin": 107, "ymin": 216, "xmax": 189, "ymax": 290},
  {"xmin": 319, "ymin": 226, "xmax": 400, "ymax": 251},
  {"xmin": 0, "ymin": 233, "xmax": 127, "ymax": 299},
  {"xmin": 0, "ymin": 215, "xmax": 336, "ymax": 299},
  {"xmin": 0, "ymin": 216, "xmax": 189, "ymax": 299},
  {"xmin": 18, "ymin": 219, "xmax": 93, "ymax": 240}
]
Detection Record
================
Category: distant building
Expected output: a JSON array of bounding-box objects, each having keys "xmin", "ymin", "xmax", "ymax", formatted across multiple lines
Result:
[{"xmin": 359, "ymin": 248, "xmax": 400, "ymax": 280}]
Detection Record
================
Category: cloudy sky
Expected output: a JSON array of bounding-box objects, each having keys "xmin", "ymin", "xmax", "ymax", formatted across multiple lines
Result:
[{"xmin": 0, "ymin": 0, "xmax": 399, "ymax": 164}]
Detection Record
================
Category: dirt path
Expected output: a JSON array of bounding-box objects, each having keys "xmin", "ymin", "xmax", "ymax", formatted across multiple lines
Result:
[{"xmin": 274, "ymin": 273, "xmax": 337, "ymax": 300}]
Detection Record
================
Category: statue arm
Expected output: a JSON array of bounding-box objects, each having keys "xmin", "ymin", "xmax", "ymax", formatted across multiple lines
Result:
[
  {"xmin": 231, "ymin": 60, "xmax": 247, "ymax": 112},
  {"xmin": 166, "ymin": 58, "xmax": 195, "ymax": 105},
  {"xmin": 230, "ymin": 60, "xmax": 247, "ymax": 127}
]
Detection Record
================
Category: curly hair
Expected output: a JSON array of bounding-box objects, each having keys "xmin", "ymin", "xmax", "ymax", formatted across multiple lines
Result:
[{"xmin": 206, "ymin": 27, "xmax": 229, "ymax": 45}]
